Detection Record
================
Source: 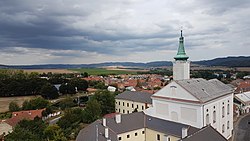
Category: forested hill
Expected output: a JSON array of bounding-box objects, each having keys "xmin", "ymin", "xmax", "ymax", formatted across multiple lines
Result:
[
  {"xmin": 194, "ymin": 56, "xmax": 250, "ymax": 67},
  {"xmin": 1, "ymin": 56, "xmax": 250, "ymax": 69}
]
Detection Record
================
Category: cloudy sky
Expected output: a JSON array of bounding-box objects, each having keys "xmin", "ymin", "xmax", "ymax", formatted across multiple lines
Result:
[{"xmin": 0, "ymin": 0, "xmax": 250, "ymax": 65}]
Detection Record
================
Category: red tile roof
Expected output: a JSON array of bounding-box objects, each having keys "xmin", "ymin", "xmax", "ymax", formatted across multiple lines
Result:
[{"xmin": 5, "ymin": 108, "xmax": 45, "ymax": 127}]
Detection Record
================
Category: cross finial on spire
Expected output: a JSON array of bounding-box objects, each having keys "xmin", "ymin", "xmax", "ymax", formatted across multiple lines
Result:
[{"xmin": 180, "ymin": 26, "xmax": 183, "ymax": 37}]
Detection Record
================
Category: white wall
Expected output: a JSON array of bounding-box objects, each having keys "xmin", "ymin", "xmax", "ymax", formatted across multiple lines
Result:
[
  {"xmin": 173, "ymin": 60, "xmax": 190, "ymax": 80},
  {"xmin": 145, "ymin": 97, "xmax": 203, "ymax": 128},
  {"xmin": 153, "ymin": 81, "xmax": 199, "ymax": 102},
  {"xmin": 203, "ymin": 94, "xmax": 234, "ymax": 139}
]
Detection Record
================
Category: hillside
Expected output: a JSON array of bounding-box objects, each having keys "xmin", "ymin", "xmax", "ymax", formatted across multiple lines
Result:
[
  {"xmin": 194, "ymin": 56, "xmax": 250, "ymax": 67},
  {"xmin": 1, "ymin": 56, "xmax": 250, "ymax": 69}
]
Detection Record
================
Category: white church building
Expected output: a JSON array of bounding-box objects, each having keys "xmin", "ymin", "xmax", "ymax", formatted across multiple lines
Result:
[{"xmin": 145, "ymin": 31, "xmax": 234, "ymax": 139}]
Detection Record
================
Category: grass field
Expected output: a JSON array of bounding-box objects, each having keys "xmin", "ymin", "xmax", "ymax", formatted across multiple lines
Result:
[
  {"xmin": 0, "ymin": 96, "xmax": 38, "ymax": 113},
  {"xmin": 69, "ymin": 68, "xmax": 138, "ymax": 75},
  {"xmin": 23, "ymin": 69, "xmax": 77, "ymax": 74}
]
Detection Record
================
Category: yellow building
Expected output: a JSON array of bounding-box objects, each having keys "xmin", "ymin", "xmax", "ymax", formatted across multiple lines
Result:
[
  {"xmin": 115, "ymin": 91, "xmax": 152, "ymax": 114},
  {"xmin": 76, "ymin": 112, "xmax": 227, "ymax": 141}
]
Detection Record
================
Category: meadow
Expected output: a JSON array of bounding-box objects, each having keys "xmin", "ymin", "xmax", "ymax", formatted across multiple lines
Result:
[{"xmin": 69, "ymin": 68, "xmax": 139, "ymax": 75}]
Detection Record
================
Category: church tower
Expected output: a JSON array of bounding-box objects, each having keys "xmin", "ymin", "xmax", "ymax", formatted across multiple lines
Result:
[{"xmin": 173, "ymin": 30, "xmax": 190, "ymax": 80}]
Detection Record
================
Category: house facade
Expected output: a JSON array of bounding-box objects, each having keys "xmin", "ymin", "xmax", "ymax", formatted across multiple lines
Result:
[{"xmin": 115, "ymin": 91, "xmax": 152, "ymax": 114}]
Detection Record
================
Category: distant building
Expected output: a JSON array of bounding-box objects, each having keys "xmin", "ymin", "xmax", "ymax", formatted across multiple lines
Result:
[
  {"xmin": 107, "ymin": 86, "xmax": 116, "ymax": 92},
  {"xmin": 234, "ymin": 91, "xmax": 250, "ymax": 114},
  {"xmin": 115, "ymin": 91, "xmax": 152, "ymax": 114}
]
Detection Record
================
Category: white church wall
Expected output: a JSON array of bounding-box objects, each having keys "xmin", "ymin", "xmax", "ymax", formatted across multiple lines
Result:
[
  {"xmin": 173, "ymin": 60, "xmax": 190, "ymax": 80},
  {"xmin": 153, "ymin": 81, "xmax": 199, "ymax": 102},
  {"xmin": 203, "ymin": 94, "xmax": 233, "ymax": 139},
  {"xmin": 148, "ymin": 97, "xmax": 203, "ymax": 128}
]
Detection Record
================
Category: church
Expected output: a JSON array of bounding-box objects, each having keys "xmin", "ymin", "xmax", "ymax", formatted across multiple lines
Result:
[
  {"xmin": 145, "ymin": 31, "xmax": 233, "ymax": 139},
  {"xmin": 77, "ymin": 31, "xmax": 233, "ymax": 141}
]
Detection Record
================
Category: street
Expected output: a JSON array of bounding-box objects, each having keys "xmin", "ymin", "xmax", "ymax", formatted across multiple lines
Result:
[{"xmin": 234, "ymin": 114, "xmax": 250, "ymax": 141}]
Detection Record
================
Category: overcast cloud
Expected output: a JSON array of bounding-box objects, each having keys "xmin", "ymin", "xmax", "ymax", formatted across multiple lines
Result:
[{"xmin": 0, "ymin": 0, "xmax": 250, "ymax": 65}]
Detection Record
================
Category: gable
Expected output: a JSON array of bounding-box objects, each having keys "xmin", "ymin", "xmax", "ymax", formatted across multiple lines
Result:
[{"xmin": 153, "ymin": 81, "xmax": 199, "ymax": 102}]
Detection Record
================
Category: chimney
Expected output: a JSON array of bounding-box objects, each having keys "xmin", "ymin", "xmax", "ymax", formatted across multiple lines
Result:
[
  {"xmin": 182, "ymin": 127, "xmax": 188, "ymax": 138},
  {"xmin": 103, "ymin": 118, "xmax": 106, "ymax": 127},
  {"xmin": 115, "ymin": 114, "xmax": 121, "ymax": 123},
  {"xmin": 105, "ymin": 127, "xmax": 109, "ymax": 138}
]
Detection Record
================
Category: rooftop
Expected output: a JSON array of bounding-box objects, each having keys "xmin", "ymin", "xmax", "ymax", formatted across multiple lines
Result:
[
  {"xmin": 175, "ymin": 78, "xmax": 233, "ymax": 103},
  {"xmin": 76, "ymin": 112, "xmax": 199, "ymax": 141},
  {"xmin": 181, "ymin": 125, "xmax": 227, "ymax": 141},
  {"xmin": 5, "ymin": 108, "xmax": 45, "ymax": 127},
  {"xmin": 115, "ymin": 91, "xmax": 152, "ymax": 104}
]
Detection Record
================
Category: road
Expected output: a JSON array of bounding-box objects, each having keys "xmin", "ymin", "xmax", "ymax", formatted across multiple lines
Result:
[{"xmin": 234, "ymin": 114, "xmax": 250, "ymax": 141}]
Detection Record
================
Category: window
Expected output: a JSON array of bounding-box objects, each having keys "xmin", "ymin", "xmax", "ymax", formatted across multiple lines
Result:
[
  {"xmin": 142, "ymin": 131, "xmax": 145, "ymax": 134},
  {"xmin": 123, "ymin": 110, "xmax": 125, "ymax": 113},
  {"xmin": 206, "ymin": 114, "xmax": 209, "ymax": 125},
  {"xmin": 137, "ymin": 105, "xmax": 139, "ymax": 109},
  {"xmin": 227, "ymin": 104, "xmax": 230, "ymax": 115},
  {"xmin": 118, "ymin": 137, "xmax": 122, "ymax": 140},
  {"xmin": 168, "ymin": 138, "xmax": 171, "ymax": 141},
  {"xmin": 222, "ymin": 124, "xmax": 225, "ymax": 133},
  {"xmin": 227, "ymin": 121, "xmax": 229, "ymax": 129},
  {"xmin": 116, "ymin": 102, "xmax": 117, "ymax": 104},
  {"xmin": 157, "ymin": 134, "xmax": 160, "ymax": 140},
  {"xmin": 132, "ymin": 104, "xmax": 134, "ymax": 108},
  {"xmin": 119, "ymin": 102, "xmax": 120, "ymax": 105},
  {"xmin": 127, "ymin": 103, "xmax": 129, "ymax": 107},
  {"xmin": 127, "ymin": 110, "xmax": 129, "ymax": 114},
  {"xmin": 127, "ymin": 135, "xmax": 130, "ymax": 138},
  {"xmin": 135, "ymin": 133, "xmax": 138, "ymax": 136},
  {"xmin": 222, "ymin": 106, "xmax": 225, "ymax": 118},
  {"xmin": 123, "ymin": 102, "xmax": 124, "ymax": 106},
  {"xmin": 119, "ymin": 109, "xmax": 120, "ymax": 112},
  {"xmin": 142, "ymin": 106, "xmax": 144, "ymax": 110},
  {"xmin": 213, "ymin": 111, "xmax": 216, "ymax": 123}
]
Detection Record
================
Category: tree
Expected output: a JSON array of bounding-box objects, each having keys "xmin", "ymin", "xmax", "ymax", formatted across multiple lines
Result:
[
  {"xmin": 6, "ymin": 118, "xmax": 47, "ymax": 141},
  {"xmin": 59, "ymin": 97, "xmax": 77, "ymax": 110},
  {"xmin": 22, "ymin": 97, "xmax": 49, "ymax": 110},
  {"xmin": 44, "ymin": 124, "xmax": 67, "ymax": 141},
  {"xmin": 9, "ymin": 101, "xmax": 20, "ymax": 112},
  {"xmin": 93, "ymin": 90, "xmax": 115, "ymax": 115},
  {"xmin": 83, "ymin": 99, "xmax": 101, "ymax": 123},
  {"xmin": 40, "ymin": 83, "xmax": 59, "ymax": 99},
  {"xmin": 70, "ymin": 78, "xmax": 88, "ymax": 91},
  {"xmin": 59, "ymin": 83, "xmax": 76, "ymax": 95}
]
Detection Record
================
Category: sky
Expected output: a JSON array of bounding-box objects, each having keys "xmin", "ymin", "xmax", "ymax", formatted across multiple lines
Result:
[{"xmin": 0, "ymin": 0, "xmax": 250, "ymax": 65}]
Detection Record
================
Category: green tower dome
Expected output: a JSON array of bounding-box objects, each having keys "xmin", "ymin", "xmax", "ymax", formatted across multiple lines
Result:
[{"xmin": 174, "ymin": 30, "xmax": 189, "ymax": 60}]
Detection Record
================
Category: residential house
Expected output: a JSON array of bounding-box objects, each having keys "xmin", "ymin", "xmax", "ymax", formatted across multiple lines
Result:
[{"xmin": 115, "ymin": 91, "xmax": 152, "ymax": 114}]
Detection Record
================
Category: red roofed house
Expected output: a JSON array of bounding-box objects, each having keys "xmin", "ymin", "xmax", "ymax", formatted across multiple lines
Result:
[
  {"xmin": 235, "ymin": 80, "xmax": 250, "ymax": 93},
  {"xmin": 5, "ymin": 108, "xmax": 45, "ymax": 127}
]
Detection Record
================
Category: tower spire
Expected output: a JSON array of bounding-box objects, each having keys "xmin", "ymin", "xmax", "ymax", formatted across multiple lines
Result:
[{"xmin": 174, "ymin": 30, "xmax": 189, "ymax": 60}]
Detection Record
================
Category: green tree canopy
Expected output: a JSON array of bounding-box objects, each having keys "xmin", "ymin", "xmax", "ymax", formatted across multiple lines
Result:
[
  {"xmin": 22, "ymin": 97, "xmax": 49, "ymax": 110},
  {"xmin": 40, "ymin": 83, "xmax": 59, "ymax": 99},
  {"xmin": 9, "ymin": 101, "xmax": 20, "ymax": 112},
  {"xmin": 93, "ymin": 90, "xmax": 115, "ymax": 115},
  {"xmin": 82, "ymin": 99, "xmax": 102, "ymax": 123}
]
